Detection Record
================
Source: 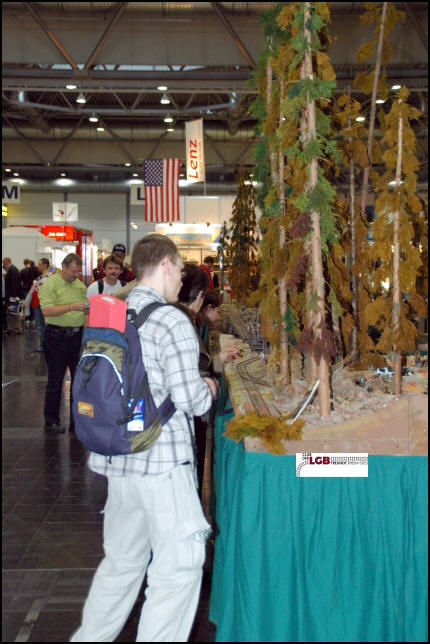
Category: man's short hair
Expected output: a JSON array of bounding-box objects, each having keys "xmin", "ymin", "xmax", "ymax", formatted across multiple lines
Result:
[
  {"xmin": 39, "ymin": 258, "xmax": 50, "ymax": 269},
  {"xmin": 103, "ymin": 254, "xmax": 124, "ymax": 270},
  {"xmin": 131, "ymin": 234, "xmax": 180, "ymax": 280},
  {"xmin": 203, "ymin": 256, "xmax": 215, "ymax": 265},
  {"xmin": 62, "ymin": 253, "xmax": 82, "ymax": 267},
  {"xmin": 23, "ymin": 258, "xmax": 31, "ymax": 266}
]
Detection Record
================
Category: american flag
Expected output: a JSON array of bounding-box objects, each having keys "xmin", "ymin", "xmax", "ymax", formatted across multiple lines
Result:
[{"xmin": 143, "ymin": 158, "xmax": 181, "ymax": 222}]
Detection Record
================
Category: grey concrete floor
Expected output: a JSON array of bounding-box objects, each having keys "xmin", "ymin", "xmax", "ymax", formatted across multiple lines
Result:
[{"xmin": 2, "ymin": 327, "xmax": 216, "ymax": 642}]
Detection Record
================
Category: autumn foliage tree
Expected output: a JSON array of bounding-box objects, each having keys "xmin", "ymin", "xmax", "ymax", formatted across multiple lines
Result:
[
  {"xmin": 364, "ymin": 87, "xmax": 427, "ymax": 388},
  {"xmin": 226, "ymin": 169, "xmax": 259, "ymax": 304}
]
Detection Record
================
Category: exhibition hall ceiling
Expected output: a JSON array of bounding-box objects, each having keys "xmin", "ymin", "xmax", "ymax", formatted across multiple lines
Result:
[{"xmin": 2, "ymin": 2, "xmax": 428, "ymax": 191}]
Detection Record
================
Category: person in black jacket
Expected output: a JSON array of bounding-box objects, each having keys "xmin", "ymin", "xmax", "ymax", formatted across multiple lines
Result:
[
  {"xmin": 20, "ymin": 259, "xmax": 40, "ymax": 323},
  {"xmin": 2, "ymin": 257, "xmax": 23, "ymax": 334}
]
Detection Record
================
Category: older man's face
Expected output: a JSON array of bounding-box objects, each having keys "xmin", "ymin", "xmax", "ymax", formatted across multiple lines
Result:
[{"xmin": 62, "ymin": 261, "xmax": 81, "ymax": 283}]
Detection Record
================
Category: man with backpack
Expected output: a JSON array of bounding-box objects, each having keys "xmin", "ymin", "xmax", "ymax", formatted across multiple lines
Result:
[
  {"xmin": 70, "ymin": 234, "xmax": 217, "ymax": 643},
  {"xmin": 86, "ymin": 253, "xmax": 125, "ymax": 298}
]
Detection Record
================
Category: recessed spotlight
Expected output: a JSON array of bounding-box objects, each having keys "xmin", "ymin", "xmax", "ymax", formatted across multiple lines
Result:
[
  {"xmin": 124, "ymin": 162, "xmax": 131, "ymax": 167},
  {"xmin": 355, "ymin": 115, "xmax": 366, "ymax": 122},
  {"xmin": 89, "ymin": 113, "xmax": 99, "ymax": 122},
  {"xmin": 5, "ymin": 168, "xmax": 11, "ymax": 172},
  {"xmin": 164, "ymin": 114, "xmax": 173, "ymax": 123},
  {"xmin": 13, "ymin": 172, "xmax": 19, "ymax": 176},
  {"xmin": 376, "ymin": 98, "xmax": 386, "ymax": 104},
  {"xmin": 133, "ymin": 173, "xmax": 139, "ymax": 177},
  {"xmin": 391, "ymin": 84, "xmax": 401, "ymax": 90},
  {"xmin": 157, "ymin": 85, "xmax": 168, "ymax": 91},
  {"xmin": 66, "ymin": 83, "xmax": 77, "ymax": 90},
  {"xmin": 166, "ymin": 127, "xmax": 175, "ymax": 132},
  {"xmin": 96, "ymin": 126, "xmax": 105, "ymax": 131},
  {"xmin": 76, "ymin": 92, "xmax": 86, "ymax": 104},
  {"xmin": 60, "ymin": 172, "xmax": 67, "ymax": 177},
  {"xmin": 160, "ymin": 94, "xmax": 170, "ymax": 105}
]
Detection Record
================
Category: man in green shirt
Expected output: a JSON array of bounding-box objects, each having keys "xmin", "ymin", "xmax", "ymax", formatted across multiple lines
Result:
[{"xmin": 39, "ymin": 253, "xmax": 88, "ymax": 434}]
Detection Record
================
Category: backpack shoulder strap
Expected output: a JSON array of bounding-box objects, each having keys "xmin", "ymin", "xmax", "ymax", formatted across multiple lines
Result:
[
  {"xmin": 98, "ymin": 278, "xmax": 104, "ymax": 294},
  {"xmin": 129, "ymin": 301, "xmax": 171, "ymax": 330}
]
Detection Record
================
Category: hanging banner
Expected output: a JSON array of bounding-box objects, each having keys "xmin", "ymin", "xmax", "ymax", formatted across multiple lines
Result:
[
  {"xmin": 2, "ymin": 181, "xmax": 20, "ymax": 203},
  {"xmin": 130, "ymin": 184, "xmax": 145, "ymax": 206},
  {"xmin": 185, "ymin": 118, "xmax": 205, "ymax": 184},
  {"xmin": 52, "ymin": 202, "xmax": 78, "ymax": 222}
]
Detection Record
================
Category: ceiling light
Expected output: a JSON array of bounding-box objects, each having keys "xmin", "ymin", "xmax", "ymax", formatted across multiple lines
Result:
[
  {"xmin": 66, "ymin": 83, "xmax": 77, "ymax": 90},
  {"xmin": 60, "ymin": 172, "xmax": 66, "ymax": 177},
  {"xmin": 160, "ymin": 94, "xmax": 170, "ymax": 104},
  {"xmin": 5, "ymin": 168, "xmax": 11, "ymax": 172},
  {"xmin": 391, "ymin": 84, "xmax": 401, "ymax": 90},
  {"xmin": 124, "ymin": 162, "xmax": 131, "ymax": 167},
  {"xmin": 164, "ymin": 114, "xmax": 173, "ymax": 123},
  {"xmin": 355, "ymin": 115, "xmax": 366, "ymax": 122},
  {"xmin": 376, "ymin": 98, "xmax": 386, "ymax": 104},
  {"xmin": 96, "ymin": 126, "xmax": 105, "ymax": 131},
  {"xmin": 166, "ymin": 127, "xmax": 175, "ymax": 132},
  {"xmin": 13, "ymin": 172, "xmax": 19, "ymax": 176},
  {"xmin": 157, "ymin": 85, "xmax": 168, "ymax": 91},
  {"xmin": 178, "ymin": 179, "xmax": 189, "ymax": 187},
  {"xmin": 133, "ymin": 173, "xmax": 139, "ymax": 177},
  {"xmin": 89, "ymin": 113, "xmax": 99, "ymax": 122},
  {"xmin": 56, "ymin": 177, "xmax": 74, "ymax": 187},
  {"xmin": 389, "ymin": 180, "xmax": 404, "ymax": 186},
  {"xmin": 76, "ymin": 92, "xmax": 86, "ymax": 104}
]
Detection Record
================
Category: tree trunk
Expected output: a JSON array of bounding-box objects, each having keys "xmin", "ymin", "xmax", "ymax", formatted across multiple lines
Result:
[
  {"xmin": 348, "ymin": 88, "xmax": 359, "ymax": 359},
  {"xmin": 267, "ymin": 40, "xmax": 278, "ymax": 186},
  {"xmin": 278, "ymin": 76, "xmax": 290, "ymax": 386},
  {"xmin": 303, "ymin": 3, "xmax": 331, "ymax": 416},
  {"xmin": 392, "ymin": 109, "xmax": 403, "ymax": 395},
  {"xmin": 359, "ymin": 2, "xmax": 387, "ymax": 216}
]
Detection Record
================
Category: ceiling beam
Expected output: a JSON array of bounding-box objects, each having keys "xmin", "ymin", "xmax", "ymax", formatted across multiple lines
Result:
[
  {"xmin": 84, "ymin": 2, "xmax": 129, "ymax": 70},
  {"xmin": 210, "ymin": 2, "xmax": 256, "ymax": 70},
  {"xmin": 51, "ymin": 115, "xmax": 86, "ymax": 165},
  {"xmin": 98, "ymin": 118, "xmax": 137, "ymax": 166},
  {"xmin": 22, "ymin": 2, "xmax": 79, "ymax": 70},
  {"xmin": 3, "ymin": 116, "xmax": 48, "ymax": 165},
  {"xmin": 404, "ymin": 3, "xmax": 428, "ymax": 53}
]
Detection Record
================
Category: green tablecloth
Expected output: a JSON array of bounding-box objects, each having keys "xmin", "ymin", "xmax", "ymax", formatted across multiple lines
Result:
[{"xmin": 209, "ymin": 401, "xmax": 428, "ymax": 642}]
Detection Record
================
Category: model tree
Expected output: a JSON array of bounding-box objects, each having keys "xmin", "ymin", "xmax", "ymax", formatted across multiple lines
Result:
[
  {"xmin": 226, "ymin": 169, "xmax": 259, "ymax": 304},
  {"xmin": 352, "ymin": 1, "xmax": 405, "ymax": 359},
  {"xmin": 364, "ymin": 87, "xmax": 426, "ymax": 392}
]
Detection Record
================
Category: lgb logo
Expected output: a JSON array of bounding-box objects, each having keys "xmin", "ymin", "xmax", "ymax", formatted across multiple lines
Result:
[{"xmin": 309, "ymin": 456, "xmax": 330, "ymax": 464}]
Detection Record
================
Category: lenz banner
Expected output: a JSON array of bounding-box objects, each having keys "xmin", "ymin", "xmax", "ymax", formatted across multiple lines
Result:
[{"xmin": 185, "ymin": 118, "xmax": 205, "ymax": 184}]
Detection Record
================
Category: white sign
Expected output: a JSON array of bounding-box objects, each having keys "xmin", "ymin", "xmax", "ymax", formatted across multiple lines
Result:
[
  {"xmin": 296, "ymin": 453, "xmax": 368, "ymax": 477},
  {"xmin": 185, "ymin": 118, "xmax": 205, "ymax": 184},
  {"xmin": 53, "ymin": 202, "xmax": 78, "ymax": 222},
  {"xmin": 2, "ymin": 181, "xmax": 20, "ymax": 203},
  {"xmin": 130, "ymin": 184, "xmax": 145, "ymax": 206}
]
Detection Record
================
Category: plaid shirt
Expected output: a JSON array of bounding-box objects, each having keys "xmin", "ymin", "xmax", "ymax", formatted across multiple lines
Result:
[{"xmin": 88, "ymin": 286, "xmax": 213, "ymax": 477}]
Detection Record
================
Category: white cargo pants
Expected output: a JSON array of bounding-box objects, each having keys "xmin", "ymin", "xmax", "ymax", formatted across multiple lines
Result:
[{"xmin": 70, "ymin": 463, "xmax": 210, "ymax": 642}]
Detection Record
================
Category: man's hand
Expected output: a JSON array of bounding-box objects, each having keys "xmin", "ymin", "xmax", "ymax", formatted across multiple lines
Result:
[{"xmin": 203, "ymin": 377, "xmax": 219, "ymax": 399}]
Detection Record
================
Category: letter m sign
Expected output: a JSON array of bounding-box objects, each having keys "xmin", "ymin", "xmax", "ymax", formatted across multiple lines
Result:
[{"xmin": 2, "ymin": 182, "xmax": 20, "ymax": 203}]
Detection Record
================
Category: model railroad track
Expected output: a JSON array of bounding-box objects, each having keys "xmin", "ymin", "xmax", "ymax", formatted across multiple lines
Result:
[
  {"xmin": 236, "ymin": 354, "xmax": 272, "ymax": 388},
  {"xmin": 234, "ymin": 354, "xmax": 281, "ymax": 416}
]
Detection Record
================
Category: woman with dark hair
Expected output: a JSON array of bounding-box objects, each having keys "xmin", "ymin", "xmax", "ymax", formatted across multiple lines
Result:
[{"xmin": 177, "ymin": 269, "xmax": 239, "ymax": 495}]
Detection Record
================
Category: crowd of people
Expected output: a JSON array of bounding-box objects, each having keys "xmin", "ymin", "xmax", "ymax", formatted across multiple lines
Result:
[{"xmin": 3, "ymin": 235, "xmax": 236, "ymax": 641}]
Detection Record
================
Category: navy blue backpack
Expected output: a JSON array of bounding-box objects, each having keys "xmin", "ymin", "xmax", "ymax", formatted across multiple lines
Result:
[{"xmin": 72, "ymin": 302, "xmax": 176, "ymax": 456}]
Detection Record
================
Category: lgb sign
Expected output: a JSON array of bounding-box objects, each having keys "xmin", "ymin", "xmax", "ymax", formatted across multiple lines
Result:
[{"xmin": 2, "ymin": 181, "xmax": 20, "ymax": 203}]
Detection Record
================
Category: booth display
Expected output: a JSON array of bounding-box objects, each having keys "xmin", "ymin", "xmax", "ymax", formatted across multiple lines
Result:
[{"xmin": 209, "ymin": 335, "xmax": 428, "ymax": 643}]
